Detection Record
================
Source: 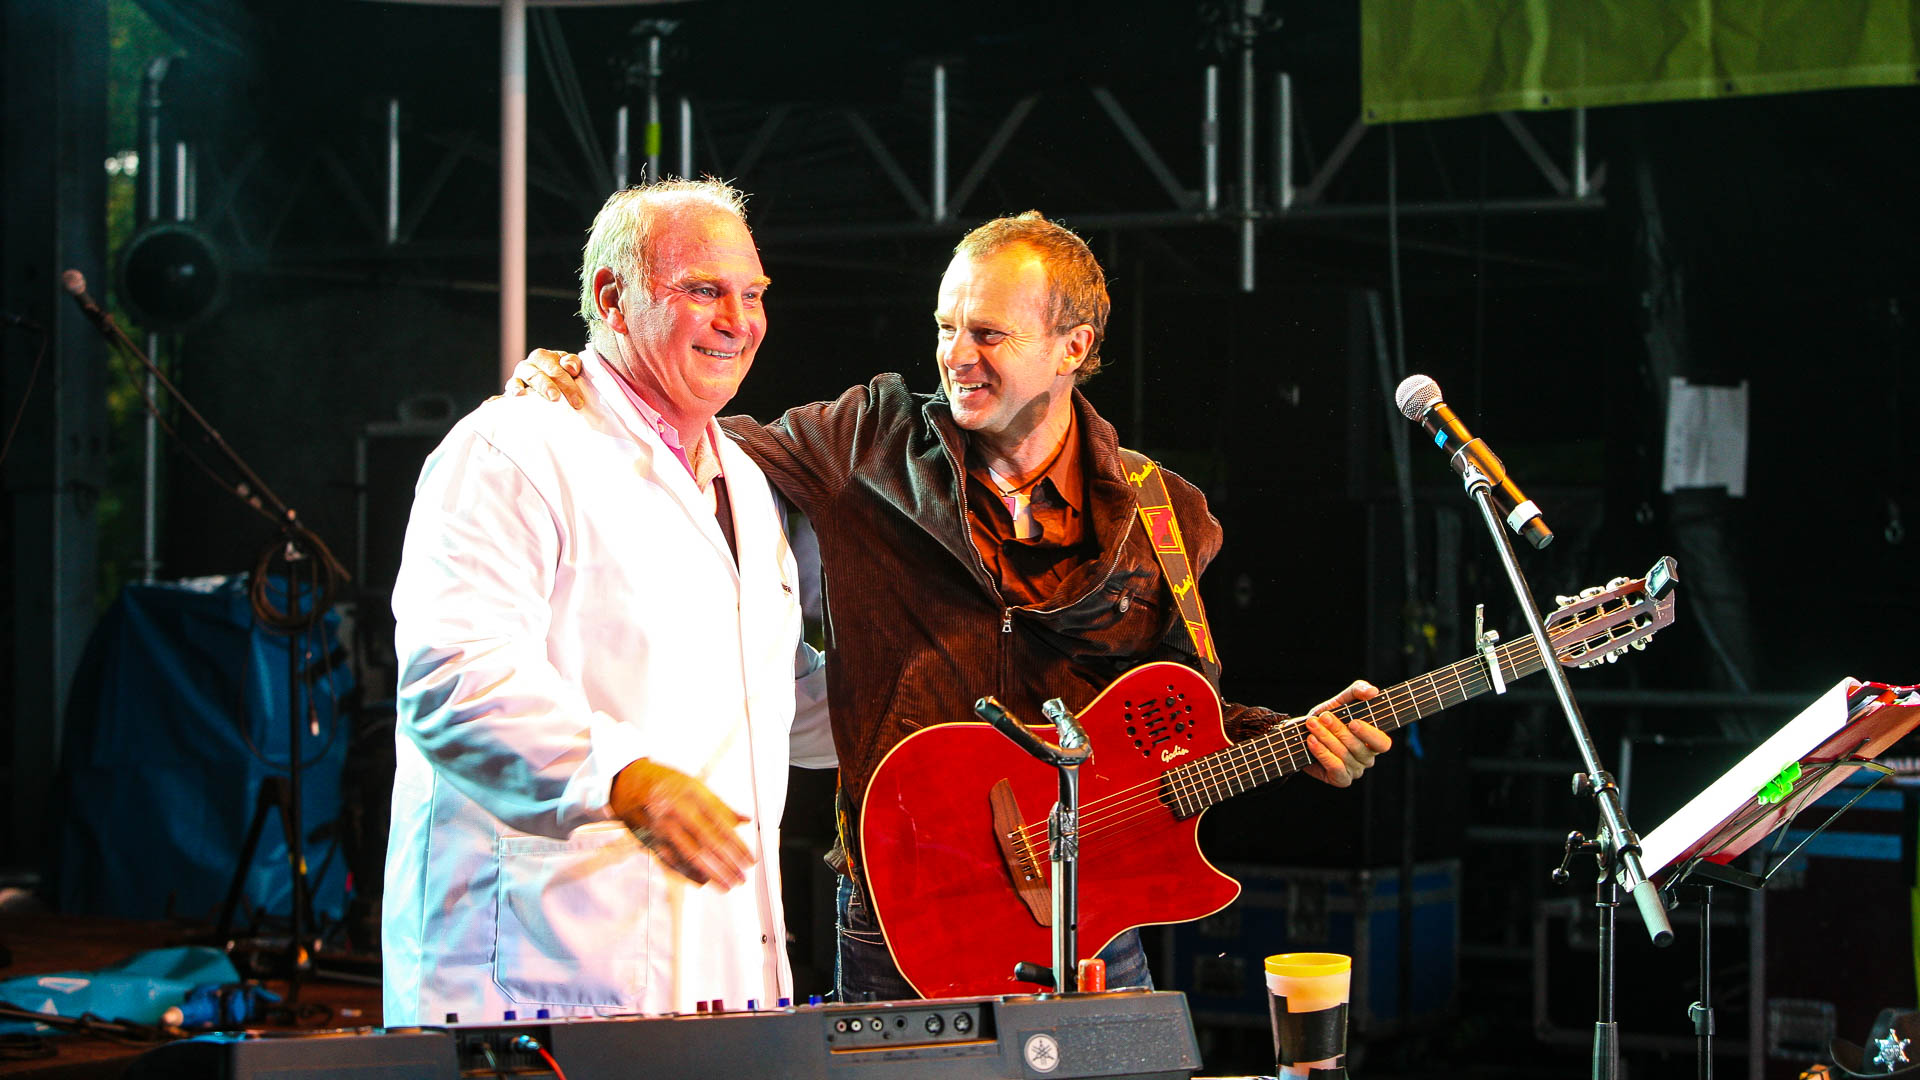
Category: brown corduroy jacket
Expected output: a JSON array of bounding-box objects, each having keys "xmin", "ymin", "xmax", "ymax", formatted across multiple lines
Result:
[{"xmin": 722, "ymin": 374, "xmax": 1284, "ymax": 871}]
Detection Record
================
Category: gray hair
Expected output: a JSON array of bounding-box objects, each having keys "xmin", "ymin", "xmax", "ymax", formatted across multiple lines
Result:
[{"xmin": 578, "ymin": 178, "xmax": 751, "ymax": 356}]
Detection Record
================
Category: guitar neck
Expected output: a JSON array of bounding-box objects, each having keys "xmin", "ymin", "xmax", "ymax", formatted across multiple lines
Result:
[{"xmin": 1164, "ymin": 635, "xmax": 1553, "ymax": 817}]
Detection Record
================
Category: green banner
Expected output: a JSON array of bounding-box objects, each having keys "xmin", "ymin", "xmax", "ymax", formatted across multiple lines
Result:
[{"xmin": 1362, "ymin": 0, "xmax": 1920, "ymax": 123}]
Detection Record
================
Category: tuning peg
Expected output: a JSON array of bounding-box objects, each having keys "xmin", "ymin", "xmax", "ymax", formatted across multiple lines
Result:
[
  {"xmin": 1605, "ymin": 651, "xmax": 1620, "ymax": 663},
  {"xmin": 1555, "ymin": 594, "xmax": 1577, "ymax": 608},
  {"xmin": 1605, "ymin": 576, "xmax": 1629, "ymax": 590},
  {"xmin": 1631, "ymin": 639, "xmax": 1648, "ymax": 651},
  {"xmin": 1579, "ymin": 585, "xmax": 1605, "ymax": 599}
]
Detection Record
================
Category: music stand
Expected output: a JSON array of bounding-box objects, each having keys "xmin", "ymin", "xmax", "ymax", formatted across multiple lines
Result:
[{"xmin": 1631, "ymin": 679, "xmax": 1920, "ymax": 1080}]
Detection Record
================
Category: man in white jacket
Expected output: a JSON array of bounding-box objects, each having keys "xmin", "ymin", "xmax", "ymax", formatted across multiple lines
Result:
[{"xmin": 383, "ymin": 179, "xmax": 834, "ymax": 1025}]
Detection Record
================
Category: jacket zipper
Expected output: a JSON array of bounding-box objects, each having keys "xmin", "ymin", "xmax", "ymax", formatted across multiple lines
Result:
[
  {"xmin": 933, "ymin": 430, "xmax": 1018, "ymax": 693},
  {"xmin": 931, "ymin": 413, "xmax": 1144, "ymax": 691}
]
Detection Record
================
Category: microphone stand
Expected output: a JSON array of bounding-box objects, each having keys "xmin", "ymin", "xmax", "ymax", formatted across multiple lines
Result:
[
  {"xmin": 975, "ymin": 695, "xmax": 1092, "ymax": 994},
  {"xmin": 66, "ymin": 280, "xmax": 350, "ymax": 995},
  {"xmin": 1453, "ymin": 463, "xmax": 1673, "ymax": 1080}
]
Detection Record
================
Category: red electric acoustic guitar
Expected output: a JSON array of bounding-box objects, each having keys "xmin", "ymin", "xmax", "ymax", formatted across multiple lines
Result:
[{"xmin": 860, "ymin": 557, "xmax": 1679, "ymax": 999}]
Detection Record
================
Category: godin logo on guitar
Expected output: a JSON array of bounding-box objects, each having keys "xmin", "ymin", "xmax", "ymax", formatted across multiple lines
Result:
[{"xmin": 1160, "ymin": 745, "xmax": 1189, "ymax": 762}]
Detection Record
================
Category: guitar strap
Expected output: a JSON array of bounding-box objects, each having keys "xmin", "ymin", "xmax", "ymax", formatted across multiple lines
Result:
[{"xmin": 1118, "ymin": 449, "xmax": 1221, "ymax": 686}]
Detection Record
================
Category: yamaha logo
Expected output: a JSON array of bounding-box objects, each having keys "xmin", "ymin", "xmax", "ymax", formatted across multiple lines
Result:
[{"xmin": 1022, "ymin": 1032, "xmax": 1061, "ymax": 1073}]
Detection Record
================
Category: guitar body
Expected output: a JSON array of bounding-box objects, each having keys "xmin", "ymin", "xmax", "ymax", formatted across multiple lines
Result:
[{"xmin": 860, "ymin": 662, "xmax": 1242, "ymax": 999}]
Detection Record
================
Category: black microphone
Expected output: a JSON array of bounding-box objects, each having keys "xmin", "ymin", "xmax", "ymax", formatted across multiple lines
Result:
[
  {"xmin": 61, "ymin": 269, "xmax": 111, "ymax": 330},
  {"xmin": 1394, "ymin": 374, "xmax": 1553, "ymax": 549}
]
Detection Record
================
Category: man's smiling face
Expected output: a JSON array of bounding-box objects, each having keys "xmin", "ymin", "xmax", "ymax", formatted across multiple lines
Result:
[
  {"xmin": 604, "ymin": 207, "xmax": 769, "ymax": 431},
  {"xmin": 933, "ymin": 245, "xmax": 1083, "ymax": 450}
]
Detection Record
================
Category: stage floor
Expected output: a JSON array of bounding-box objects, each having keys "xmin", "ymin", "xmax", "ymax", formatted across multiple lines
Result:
[{"xmin": 0, "ymin": 912, "xmax": 381, "ymax": 1078}]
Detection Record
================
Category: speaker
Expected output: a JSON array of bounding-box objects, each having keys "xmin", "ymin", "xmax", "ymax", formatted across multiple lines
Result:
[
  {"xmin": 355, "ymin": 415, "xmax": 453, "ymax": 592},
  {"xmin": 116, "ymin": 222, "xmax": 225, "ymax": 333}
]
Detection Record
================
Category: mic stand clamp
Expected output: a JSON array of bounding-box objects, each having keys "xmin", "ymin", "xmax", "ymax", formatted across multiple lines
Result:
[
  {"xmin": 1453, "ymin": 463, "xmax": 1672, "ymax": 1080},
  {"xmin": 975, "ymin": 695, "xmax": 1092, "ymax": 994}
]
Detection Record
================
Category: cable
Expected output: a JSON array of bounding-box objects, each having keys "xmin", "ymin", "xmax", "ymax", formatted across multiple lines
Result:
[
  {"xmin": 68, "ymin": 285, "xmax": 354, "ymax": 601},
  {"xmin": 0, "ymin": 324, "xmax": 49, "ymax": 470},
  {"xmin": 534, "ymin": 1044, "xmax": 570, "ymax": 1080},
  {"xmin": 0, "ymin": 1034, "xmax": 55, "ymax": 1062},
  {"xmin": 250, "ymin": 524, "xmax": 348, "ymax": 633},
  {"xmin": 0, "ymin": 1001, "xmax": 167, "ymax": 1047}
]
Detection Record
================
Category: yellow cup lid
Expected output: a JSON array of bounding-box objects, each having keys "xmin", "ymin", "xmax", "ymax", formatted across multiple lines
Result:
[{"xmin": 1264, "ymin": 952, "xmax": 1351, "ymax": 977}]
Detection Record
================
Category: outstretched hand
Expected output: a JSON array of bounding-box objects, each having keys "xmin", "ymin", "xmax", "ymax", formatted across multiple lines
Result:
[
  {"xmin": 1297, "ymin": 679, "xmax": 1391, "ymax": 788},
  {"xmin": 506, "ymin": 349, "xmax": 588, "ymax": 409},
  {"xmin": 610, "ymin": 758, "xmax": 754, "ymax": 889}
]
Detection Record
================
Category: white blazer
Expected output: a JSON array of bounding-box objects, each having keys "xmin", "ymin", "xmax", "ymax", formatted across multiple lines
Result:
[{"xmin": 383, "ymin": 352, "xmax": 834, "ymax": 1025}]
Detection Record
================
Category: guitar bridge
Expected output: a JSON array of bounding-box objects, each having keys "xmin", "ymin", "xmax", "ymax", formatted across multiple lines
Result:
[{"xmin": 989, "ymin": 779, "xmax": 1051, "ymax": 927}]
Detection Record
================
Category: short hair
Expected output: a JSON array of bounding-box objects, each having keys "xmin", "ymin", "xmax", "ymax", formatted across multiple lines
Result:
[
  {"xmin": 953, "ymin": 211, "xmax": 1110, "ymax": 383},
  {"xmin": 579, "ymin": 178, "xmax": 751, "ymax": 356}
]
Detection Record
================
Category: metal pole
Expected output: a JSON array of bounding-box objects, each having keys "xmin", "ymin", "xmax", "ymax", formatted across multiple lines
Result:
[
  {"xmin": 1595, "ymin": 873, "xmax": 1619, "ymax": 1080},
  {"xmin": 615, "ymin": 104, "xmax": 629, "ymax": 189},
  {"xmin": 140, "ymin": 61, "xmax": 168, "ymax": 582},
  {"xmin": 1203, "ymin": 66, "xmax": 1220, "ymax": 213},
  {"xmin": 141, "ymin": 332, "xmax": 159, "ymax": 582},
  {"xmin": 386, "ymin": 98, "xmax": 400, "ymax": 244},
  {"xmin": 645, "ymin": 32, "xmax": 662, "ymax": 184},
  {"xmin": 173, "ymin": 141, "xmax": 192, "ymax": 220},
  {"xmin": 1238, "ymin": 29, "xmax": 1256, "ymax": 292},
  {"xmin": 1574, "ymin": 107, "xmax": 1590, "ymax": 198},
  {"xmin": 1276, "ymin": 72, "xmax": 1294, "ymax": 210},
  {"xmin": 932, "ymin": 63, "xmax": 948, "ymax": 222},
  {"xmin": 142, "ymin": 59, "xmax": 165, "ymax": 226},
  {"xmin": 678, "ymin": 94, "xmax": 692, "ymax": 179},
  {"xmin": 1692, "ymin": 886, "xmax": 1714, "ymax": 1080},
  {"xmin": 501, "ymin": 0, "xmax": 527, "ymax": 387}
]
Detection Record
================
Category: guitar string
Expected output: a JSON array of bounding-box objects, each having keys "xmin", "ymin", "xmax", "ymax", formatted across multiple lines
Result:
[
  {"xmin": 1006, "ymin": 598, "xmax": 1638, "ymax": 852},
  {"xmin": 1053, "ymin": 591, "xmax": 1653, "ymax": 857},
  {"xmin": 1045, "ymin": 647, "xmax": 1508, "ymax": 860},
  {"xmin": 1036, "ymin": 655, "xmax": 1505, "ymax": 866},
  {"xmin": 1019, "ymin": 631, "xmax": 1533, "ymax": 843},
  {"xmin": 1014, "ymin": 635, "xmax": 1531, "ymax": 849},
  {"xmin": 1035, "ymin": 592, "xmax": 1642, "ymax": 840},
  {"xmin": 1007, "ymin": 595, "xmax": 1639, "ymax": 856},
  {"xmin": 1023, "ymin": 629, "xmax": 1568, "ymax": 867}
]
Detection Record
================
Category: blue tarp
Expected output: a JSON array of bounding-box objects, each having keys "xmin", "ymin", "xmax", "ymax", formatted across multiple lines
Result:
[
  {"xmin": 0, "ymin": 946, "xmax": 240, "ymax": 1033},
  {"xmin": 53, "ymin": 577, "xmax": 354, "ymax": 927}
]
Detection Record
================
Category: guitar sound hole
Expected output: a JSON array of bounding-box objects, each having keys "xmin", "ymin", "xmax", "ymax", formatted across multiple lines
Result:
[{"xmin": 1129, "ymin": 694, "xmax": 1177, "ymax": 757}]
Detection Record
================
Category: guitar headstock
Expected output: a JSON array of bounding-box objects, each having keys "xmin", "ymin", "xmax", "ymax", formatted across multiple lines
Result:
[{"xmin": 1545, "ymin": 555, "xmax": 1679, "ymax": 669}]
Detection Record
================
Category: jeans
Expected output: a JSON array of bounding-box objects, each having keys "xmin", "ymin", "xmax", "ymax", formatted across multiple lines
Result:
[{"xmin": 833, "ymin": 875, "xmax": 1154, "ymax": 1001}]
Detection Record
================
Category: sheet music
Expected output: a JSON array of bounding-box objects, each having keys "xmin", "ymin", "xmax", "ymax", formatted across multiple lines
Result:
[{"xmin": 1638, "ymin": 678, "xmax": 1860, "ymax": 876}]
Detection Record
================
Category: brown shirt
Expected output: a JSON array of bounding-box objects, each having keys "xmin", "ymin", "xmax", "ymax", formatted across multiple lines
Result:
[{"xmin": 963, "ymin": 414, "xmax": 1092, "ymax": 606}]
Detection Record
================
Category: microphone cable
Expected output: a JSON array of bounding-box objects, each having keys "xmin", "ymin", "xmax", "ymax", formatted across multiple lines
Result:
[{"xmin": 0, "ymin": 319, "xmax": 49, "ymax": 471}]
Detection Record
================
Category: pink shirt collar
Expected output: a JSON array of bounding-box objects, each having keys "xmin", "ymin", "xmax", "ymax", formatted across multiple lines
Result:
[{"xmin": 592, "ymin": 349, "xmax": 715, "ymax": 486}]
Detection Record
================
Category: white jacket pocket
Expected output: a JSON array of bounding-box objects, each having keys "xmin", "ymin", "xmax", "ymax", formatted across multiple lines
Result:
[{"xmin": 493, "ymin": 822, "xmax": 649, "ymax": 1008}]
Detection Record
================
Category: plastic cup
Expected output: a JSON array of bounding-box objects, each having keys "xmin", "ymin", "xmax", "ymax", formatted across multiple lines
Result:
[{"xmin": 1265, "ymin": 952, "xmax": 1351, "ymax": 1078}]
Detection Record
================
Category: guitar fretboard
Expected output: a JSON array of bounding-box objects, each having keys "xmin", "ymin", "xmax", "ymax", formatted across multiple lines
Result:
[{"xmin": 1162, "ymin": 636, "xmax": 1551, "ymax": 818}]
